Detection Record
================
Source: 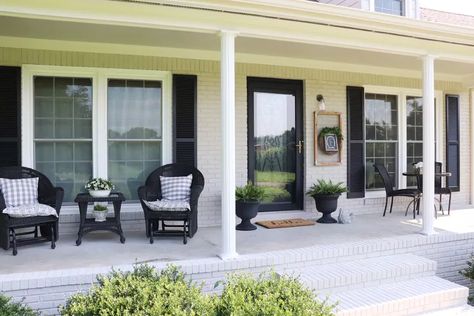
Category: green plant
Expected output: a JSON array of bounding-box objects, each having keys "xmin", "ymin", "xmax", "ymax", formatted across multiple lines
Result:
[
  {"xmin": 215, "ymin": 271, "xmax": 335, "ymax": 316},
  {"xmin": 93, "ymin": 204, "xmax": 108, "ymax": 212},
  {"xmin": 60, "ymin": 265, "xmax": 215, "ymax": 316},
  {"xmin": 260, "ymin": 186, "xmax": 291, "ymax": 203},
  {"xmin": 319, "ymin": 127, "xmax": 343, "ymax": 141},
  {"xmin": 306, "ymin": 179, "xmax": 347, "ymax": 196},
  {"xmin": 85, "ymin": 178, "xmax": 114, "ymax": 191},
  {"xmin": 0, "ymin": 294, "xmax": 39, "ymax": 316},
  {"xmin": 459, "ymin": 254, "xmax": 474, "ymax": 304},
  {"xmin": 235, "ymin": 182, "xmax": 265, "ymax": 202}
]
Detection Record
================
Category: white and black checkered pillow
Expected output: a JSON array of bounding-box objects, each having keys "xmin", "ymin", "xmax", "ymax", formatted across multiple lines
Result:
[
  {"xmin": 0, "ymin": 178, "xmax": 39, "ymax": 207},
  {"xmin": 160, "ymin": 174, "xmax": 193, "ymax": 202}
]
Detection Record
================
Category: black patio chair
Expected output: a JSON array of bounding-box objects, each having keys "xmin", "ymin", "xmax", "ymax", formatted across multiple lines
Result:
[
  {"xmin": 374, "ymin": 164, "xmax": 421, "ymax": 219},
  {"xmin": 138, "ymin": 164, "xmax": 204, "ymax": 244},
  {"xmin": 435, "ymin": 162, "xmax": 452, "ymax": 215},
  {"xmin": 0, "ymin": 166, "xmax": 64, "ymax": 255}
]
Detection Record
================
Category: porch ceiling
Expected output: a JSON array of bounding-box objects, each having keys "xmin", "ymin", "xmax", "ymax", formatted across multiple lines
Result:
[{"xmin": 1, "ymin": 15, "xmax": 474, "ymax": 80}]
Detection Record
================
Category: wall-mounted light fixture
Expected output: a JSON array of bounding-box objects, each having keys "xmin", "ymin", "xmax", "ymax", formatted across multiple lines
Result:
[{"xmin": 317, "ymin": 94, "xmax": 325, "ymax": 111}]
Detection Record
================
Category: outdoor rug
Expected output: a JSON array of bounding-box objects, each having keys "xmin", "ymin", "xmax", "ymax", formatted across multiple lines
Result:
[{"xmin": 256, "ymin": 218, "xmax": 315, "ymax": 229}]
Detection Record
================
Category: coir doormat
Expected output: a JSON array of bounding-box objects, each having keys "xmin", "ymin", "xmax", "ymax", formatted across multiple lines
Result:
[{"xmin": 256, "ymin": 218, "xmax": 315, "ymax": 229}]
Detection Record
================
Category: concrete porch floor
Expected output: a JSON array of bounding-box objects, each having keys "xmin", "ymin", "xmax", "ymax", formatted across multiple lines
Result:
[{"xmin": 1, "ymin": 208, "xmax": 474, "ymax": 275}]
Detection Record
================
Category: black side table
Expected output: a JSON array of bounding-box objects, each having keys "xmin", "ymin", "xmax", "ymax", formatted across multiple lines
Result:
[{"xmin": 74, "ymin": 192, "xmax": 126, "ymax": 246}]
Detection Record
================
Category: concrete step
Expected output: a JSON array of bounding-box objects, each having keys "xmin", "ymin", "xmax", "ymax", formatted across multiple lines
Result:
[
  {"xmin": 288, "ymin": 254, "xmax": 436, "ymax": 292},
  {"xmin": 327, "ymin": 276, "xmax": 469, "ymax": 316}
]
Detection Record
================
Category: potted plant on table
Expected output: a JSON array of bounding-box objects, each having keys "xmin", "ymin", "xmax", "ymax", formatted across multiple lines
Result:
[
  {"xmin": 93, "ymin": 204, "xmax": 108, "ymax": 222},
  {"xmin": 307, "ymin": 179, "xmax": 346, "ymax": 224},
  {"xmin": 235, "ymin": 182, "xmax": 265, "ymax": 231},
  {"xmin": 85, "ymin": 178, "xmax": 114, "ymax": 198}
]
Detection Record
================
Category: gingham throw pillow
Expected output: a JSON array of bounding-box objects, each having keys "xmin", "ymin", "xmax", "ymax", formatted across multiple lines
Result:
[
  {"xmin": 0, "ymin": 177, "xmax": 39, "ymax": 207},
  {"xmin": 160, "ymin": 174, "xmax": 193, "ymax": 202}
]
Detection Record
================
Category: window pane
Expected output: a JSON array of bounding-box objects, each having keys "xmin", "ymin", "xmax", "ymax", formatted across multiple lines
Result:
[
  {"xmin": 406, "ymin": 96, "xmax": 423, "ymax": 187},
  {"xmin": 34, "ymin": 76, "xmax": 93, "ymax": 202},
  {"xmin": 107, "ymin": 79, "xmax": 162, "ymax": 200},
  {"xmin": 365, "ymin": 93, "xmax": 398, "ymax": 190},
  {"xmin": 375, "ymin": 0, "xmax": 403, "ymax": 15}
]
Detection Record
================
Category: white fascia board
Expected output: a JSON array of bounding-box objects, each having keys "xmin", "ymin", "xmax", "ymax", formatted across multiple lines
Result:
[
  {"xmin": 1, "ymin": 0, "xmax": 474, "ymax": 63},
  {"xmin": 0, "ymin": 35, "xmax": 464, "ymax": 83}
]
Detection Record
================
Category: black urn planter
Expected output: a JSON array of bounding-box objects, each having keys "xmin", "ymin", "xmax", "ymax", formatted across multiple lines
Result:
[
  {"xmin": 236, "ymin": 200, "xmax": 259, "ymax": 231},
  {"xmin": 312, "ymin": 193, "xmax": 341, "ymax": 224}
]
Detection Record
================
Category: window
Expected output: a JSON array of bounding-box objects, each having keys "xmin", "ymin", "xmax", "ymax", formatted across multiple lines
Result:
[
  {"xmin": 365, "ymin": 93, "xmax": 398, "ymax": 190},
  {"xmin": 375, "ymin": 0, "xmax": 403, "ymax": 16},
  {"xmin": 107, "ymin": 79, "xmax": 162, "ymax": 200},
  {"xmin": 406, "ymin": 96, "xmax": 423, "ymax": 187},
  {"xmin": 34, "ymin": 76, "xmax": 93, "ymax": 202},
  {"xmin": 23, "ymin": 66, "xmax": 172, "ymax": 204}
]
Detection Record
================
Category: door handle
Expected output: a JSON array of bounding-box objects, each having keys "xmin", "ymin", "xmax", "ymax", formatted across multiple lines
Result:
[{"xmin": 296, "ymin": 140, "xmax": 304, "ymax": 154}]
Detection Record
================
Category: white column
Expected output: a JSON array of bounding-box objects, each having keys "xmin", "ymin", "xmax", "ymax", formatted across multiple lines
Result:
[
  {"xmin": 421, "ymin": 55, "xmax": 436, "ymax": 235},
  {"xmin": 470, "ymin": 88, "xmax": 474, "ymax": 205},
  {"xmin": 219, "ymin": 30, "xmax": 238, "ymax": 260}
]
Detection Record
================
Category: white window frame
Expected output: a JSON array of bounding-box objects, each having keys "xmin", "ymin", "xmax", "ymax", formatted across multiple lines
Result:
[
  {"xmin": 21, "ymin": 65, "xmax": 172, "ymax": 204},
  {"xmin": 363, "ymin": 85, "xmax": 442, "ymax": 198},
  {"xmin": 364, "ymin": 0, "xmax": 419, "ymax": 18}
]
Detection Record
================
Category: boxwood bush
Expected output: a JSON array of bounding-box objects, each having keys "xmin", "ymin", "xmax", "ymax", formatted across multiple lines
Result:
[
  {"xmin": 215, "ymin": 272, "xmax": 335, "ymax": 316},
  {"xmin": 0, "ymin": 294, "xmax": 38, "ymax": 316},
  {"xmin": 60, "ymin": 265, "xmax": 215, "ymax": 316},
  {"xmin": 61, "ymin": 265, "xmax": 335, "ymax": 316},
  {"xmin": 459, "ymin": 254, "xmax": 474, "ymax": 304}
]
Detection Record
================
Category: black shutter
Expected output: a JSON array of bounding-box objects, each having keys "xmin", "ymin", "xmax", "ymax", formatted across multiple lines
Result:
[
  {"xmin": 347, "ymin": 86, "xmax": 365, "ymax": 198},
  {"xmin": 173, "ymin": 74, "xmax": 197, "ymax": 167},
  {"xmin": 0, "ymin": 67, "xmax": 21, "ymax": 167},
  {"xmin": 446, "ymin": 94, "xmax": 460, "ymax": 191}
]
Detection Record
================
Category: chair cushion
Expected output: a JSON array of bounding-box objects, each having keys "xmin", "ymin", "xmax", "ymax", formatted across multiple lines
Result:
[
  {"xmin": 2, "ymin": 203, "xmax": 58, "ymax": 218},
  {"xmin": 144, "ymin": 199, "xmax": 190, "ymax": 212},
  {"xmin": 160, "ymin": 174, "xmax": 193, "ymax": 201},
  {"xmin": 0, "ymin": 177, "xmax": 39, "ymax": 207}
]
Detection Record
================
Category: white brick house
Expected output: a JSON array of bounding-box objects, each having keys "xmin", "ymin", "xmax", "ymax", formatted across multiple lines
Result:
[{"xmin": 1, "ymin": 1, "xmax": 474, "ymax": 314}]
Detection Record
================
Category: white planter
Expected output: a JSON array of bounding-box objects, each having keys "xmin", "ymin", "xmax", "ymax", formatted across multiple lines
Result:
[
  {"xmin": 89, "ymin": 190, "xmax": 111, "ymax": 198},
  {"xmin": 93, "ymin": 210, "xmax": 108, "ymax": 222}
]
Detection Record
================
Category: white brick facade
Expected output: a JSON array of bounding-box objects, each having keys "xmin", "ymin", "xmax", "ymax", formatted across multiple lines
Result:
[{"xmin": 0, "ymin": 46, "xmax": 470, "ymax": 227}]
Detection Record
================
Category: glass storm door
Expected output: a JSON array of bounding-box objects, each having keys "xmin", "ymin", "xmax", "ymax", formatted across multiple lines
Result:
[{"xmin": 247, "ymin": 78, "xmax": 304, "ymax": 211}]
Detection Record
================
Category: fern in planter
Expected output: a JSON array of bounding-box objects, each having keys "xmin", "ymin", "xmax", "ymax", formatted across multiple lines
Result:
[
  {"xmin": 236, "ymin": 182, "xmax": 265, "ymax": 202},
  {"xmin": 306, "ymin": 179, "xmax": 347, "ymax": 197}
]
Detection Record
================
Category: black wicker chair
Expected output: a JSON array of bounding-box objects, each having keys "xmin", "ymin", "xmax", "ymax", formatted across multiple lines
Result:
[
  {"xmin": 0, "ymin": 167, "xmax": 64, "ymax": 255},
  {"xmin": 374, "ymin": 164, "xmax": 421, "ymax": 219},
  {"xmin": 138, "ymin": 164, "xmax": 204, "ymax": 244}
]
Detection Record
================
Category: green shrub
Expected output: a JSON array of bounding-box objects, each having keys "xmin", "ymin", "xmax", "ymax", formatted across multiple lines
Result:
[
  {"xmin": 0, "ymin": 294, "xmax": 38, "ymax": 316},
  {"xmin": 306, "ymin": 179, "xmax": 347, "ymax": 196},
  {"xmin": 215, "ymin": 272, "xmax": 335, "ymax": 316},
  {"xmin": 60, "ymin": 265, "xmax": 215, "ymax": 316},
  {"xmin": 459, "ymin": 254, "xmax": 474, "ymax": 304},
  {"xmin": 235, "ymin": 182, "xmax": 265, "ymax": 202}
]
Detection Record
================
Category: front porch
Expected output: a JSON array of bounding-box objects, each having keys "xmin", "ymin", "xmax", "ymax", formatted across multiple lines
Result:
[{"xmin": 2, "ymin": 208, "xmax": 474, "ymax": 274}]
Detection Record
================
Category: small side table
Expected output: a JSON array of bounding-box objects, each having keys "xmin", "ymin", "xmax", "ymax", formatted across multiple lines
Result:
[{"xmin": 74, "ymin": 192, "xmax": 126, "ymax": 246}]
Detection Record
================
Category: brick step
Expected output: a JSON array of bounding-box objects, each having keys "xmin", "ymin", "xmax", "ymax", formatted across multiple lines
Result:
[
  {"xmin": 288, "ymin": 254, "xmax": 436, "ymax": 292},
  {"xmin": 417, "ymin": 305, "xmax": 474, "ymax": 315},
  {"xmin": 326, "ymin": 276, "xmax": 468, "ymax": 316}
]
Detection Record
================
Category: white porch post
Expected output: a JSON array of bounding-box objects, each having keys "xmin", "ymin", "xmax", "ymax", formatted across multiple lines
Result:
[
  {"xmin": 219, "ymin": 30, "xmax": 238, "ymax": 259},
  {"xmin": 421, "ymin": 55, "xmax": 436, "ymax": 235}
]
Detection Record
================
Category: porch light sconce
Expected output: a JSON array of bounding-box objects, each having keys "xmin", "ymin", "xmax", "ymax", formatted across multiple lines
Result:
[{"xmin": 317, "ymin": 94, "xmax": 326, "ymax": 111}]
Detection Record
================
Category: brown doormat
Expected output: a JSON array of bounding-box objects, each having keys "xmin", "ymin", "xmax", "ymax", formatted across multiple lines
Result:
[{"xmin": 256, "ymin": 218, "xmax": 315, "ymax": 229}]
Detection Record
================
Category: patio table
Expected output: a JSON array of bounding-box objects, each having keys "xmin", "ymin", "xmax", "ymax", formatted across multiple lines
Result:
[
  {"xmin": 402, "ymin": 172, "xmax": 452, "ymax": 215},
  {"xmin": 74, "ymin": 192, "xmax": 126, "ymax": 246}
]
